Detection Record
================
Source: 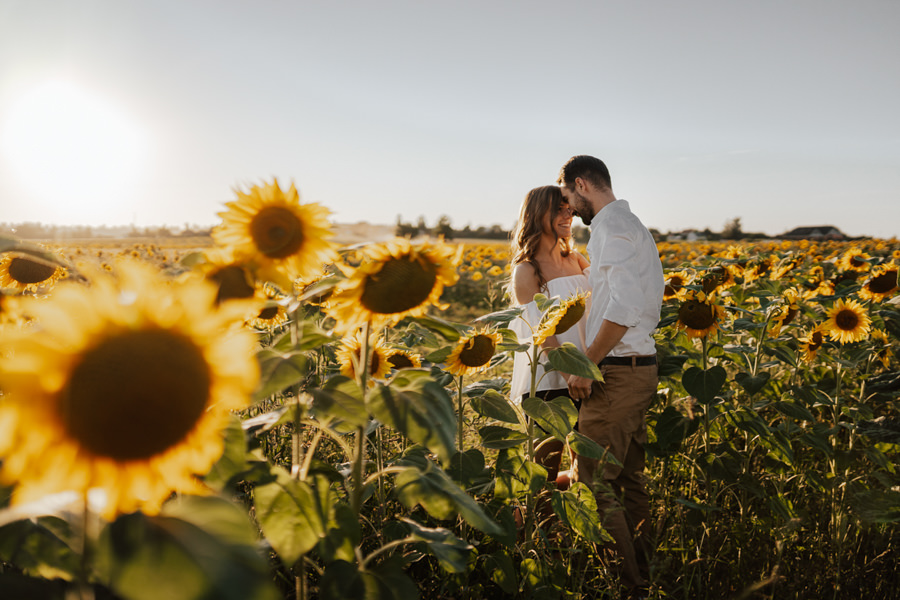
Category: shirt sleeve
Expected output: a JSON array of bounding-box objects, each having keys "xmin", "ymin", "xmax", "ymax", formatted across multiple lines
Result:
[{"xmin": 595, "ymin": 215, "xmax": 644, "ymax": 328}]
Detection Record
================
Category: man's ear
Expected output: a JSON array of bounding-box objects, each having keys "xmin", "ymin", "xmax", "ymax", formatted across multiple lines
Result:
[{"xmin": 574, "ymin": 176, "xmax": 588, "ymax": 194}]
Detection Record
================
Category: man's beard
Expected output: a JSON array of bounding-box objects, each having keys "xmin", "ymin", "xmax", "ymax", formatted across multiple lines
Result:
[{"xmin": 573, "ymin": 191, "xmax": 594, "ymax": 226}]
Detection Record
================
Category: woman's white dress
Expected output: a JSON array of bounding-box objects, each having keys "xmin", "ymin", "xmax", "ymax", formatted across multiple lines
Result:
[{"xmin": 509, "ymin": 270, "xmax": 591, "ymax": 403}]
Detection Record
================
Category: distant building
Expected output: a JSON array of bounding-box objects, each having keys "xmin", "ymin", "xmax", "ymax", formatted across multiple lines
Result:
[{"xmin": 781, "ymin": 225, "xmax": 845, "ymax": 241}]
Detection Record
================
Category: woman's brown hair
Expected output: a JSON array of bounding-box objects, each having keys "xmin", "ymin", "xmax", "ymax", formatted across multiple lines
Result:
[{"xmin": 507, "ymin": 185, "xmax": 573, "ymax": 304}]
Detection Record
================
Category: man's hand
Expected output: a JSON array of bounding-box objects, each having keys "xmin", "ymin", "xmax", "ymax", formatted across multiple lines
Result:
[{"xmin": 567, "ymin": 374, "xmax": 593, "ymax": 401}]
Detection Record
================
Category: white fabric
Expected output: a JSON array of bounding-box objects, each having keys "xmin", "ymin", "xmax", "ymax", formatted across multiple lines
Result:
[
  {"xmin": 584, "ymin": 199, "xmax": 664, "ymax": 357},
  {"xmin": 509, "ymin": 271, "xmax": 591, "ymax": 402}
]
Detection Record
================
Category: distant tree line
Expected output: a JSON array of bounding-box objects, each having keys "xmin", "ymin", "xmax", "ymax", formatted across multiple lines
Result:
[
  {"xmin": 0, "ymin": 222, "xmax": 213, "ymax": 240},
  {"xmin": 394, "ymin": 214, "xmax": 591, "ymax": 243}
]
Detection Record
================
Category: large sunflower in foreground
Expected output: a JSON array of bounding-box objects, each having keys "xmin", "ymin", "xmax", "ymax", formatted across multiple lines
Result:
[
  {"xmin": 326, "ymin": 238, "xmax": 461, "ymax": 333},
  {"xmin": 675, "ymin": 290, "xmax": 727, "ymax": 339},
  {"xmin": 0, "ymin": 251, "xmax": 66, "ymax": 293},
  {"xmin": 0, "ymin": 261, "xmax": 259, "ymax": 519},
  {"xmin": 212, "ymin": 179, "xmax": 337, "ymax": 291},
  {"xmin": 445, "ymin": 328, "xmax": 502, "ymax": 377},
  {"xmin": 534, "ymin": 291, "xmax": 590, "ymax": 347},
  {"xmin": 822, "ymin": 298, "xmax": 871, "ymax": 344},
  {"xmin": 859, "ymin": 262, "xmax": 899, "ymax": 302}
]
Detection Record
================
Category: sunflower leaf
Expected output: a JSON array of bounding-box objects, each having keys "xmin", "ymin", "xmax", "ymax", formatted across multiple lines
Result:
[
  {"xmin": 682, "ymin": 365, "xmax": 728, "ymax": 405},
  {"xmin": 254, "ymin": 349, "xmax": 309, "ymax": 401},
  {"xmin": 401, "ymin": 518, "xmax": 473, "ymax": 574},
  {"xmin": 546, "ymin": 343, "xmax": 602, "ymax": 380},
  {"xmin": 475, "ymin": 305, "xmax": 525, "ymax": 326},
  {"xmin": 367, "ymin": 370, "xmax": 457, "ymax": 463},
  {"xmin": 551, "ymin": 483, "xmax": 611, "ymax": 543},
  {"xmin": 393, "ymin": 462, "xmax": 504, "ymax": 536},
  {"xmin": 309, "ymin": 376, "xmax": 369, "ymax": 432},
  {"xmin": 522, "ymin": 395, "xmax": 577, "ymax": 441},
  {"xmin": 478, "ymin": 425, "xmax": 529, "ymax": 449},
  {"xmin": 494, "ymin": 446, "xmax": 547, "ymax": 500},
  {"xmin": 411, "ymin": 315, "xmax": 467, "ymax": 341},
  {"xmin": 470, "ymin": 389, "xmax": 520, "ymax": 424}
]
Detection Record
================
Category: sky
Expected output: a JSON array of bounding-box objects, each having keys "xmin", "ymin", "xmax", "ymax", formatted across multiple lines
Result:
[{"xmin": 1, "ymin": 0, "xmax": 898, "ymax": 238}]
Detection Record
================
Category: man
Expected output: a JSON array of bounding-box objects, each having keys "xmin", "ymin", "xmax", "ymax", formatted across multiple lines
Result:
[{"xmin": 558, "ymin": 155, "xmax": 664, "ymax": 595}]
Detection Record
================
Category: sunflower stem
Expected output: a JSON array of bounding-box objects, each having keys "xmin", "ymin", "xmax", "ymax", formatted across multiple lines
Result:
[
  {"xmin": 351, "ymin": 321, "xmax": 372, "ymax": 517},
  {"xmin": 78, "ymin": 491, "xmax": 94, "ymax": 600}
]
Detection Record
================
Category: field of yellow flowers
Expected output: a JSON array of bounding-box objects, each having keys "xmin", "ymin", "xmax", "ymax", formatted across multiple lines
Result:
[{"xmin": 0, "ymin": 180, "xmax": 898, "ymax": 599}]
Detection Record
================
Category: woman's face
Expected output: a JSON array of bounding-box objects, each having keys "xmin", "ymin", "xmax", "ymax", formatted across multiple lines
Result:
[{"xmin": 545, "ymin": 201, "xmax": 573, "ymax": 239}]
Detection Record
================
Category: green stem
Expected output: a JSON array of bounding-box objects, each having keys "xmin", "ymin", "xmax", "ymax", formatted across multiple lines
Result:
[{"xmin": 351, "ymin": 321, "xmax": 372, "ymax": 516}]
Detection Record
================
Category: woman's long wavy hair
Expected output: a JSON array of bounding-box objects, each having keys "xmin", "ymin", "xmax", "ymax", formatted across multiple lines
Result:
[{"xmin": 506, "ymin": 185, "xmax": 574, "ymax": 304}]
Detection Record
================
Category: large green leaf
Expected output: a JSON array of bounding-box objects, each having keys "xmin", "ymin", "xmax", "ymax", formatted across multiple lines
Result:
[
  {"xmin": 309, "ymin": 375, "xmax": 369, "ymax": 432},
  {"xmin": 271, "ymin": 323, "xmax": 333, "ymax": 353},
  {"xmin": 253, "ymin": 467, "xmax": 327, "ymax": 567},
  {"xmin": 648, "ymin": 406, "xmax": 699, "ymax": 457},
  {"xmin": 479, "ymin": 425, "xmax": 528, "ymax": 449},
  {"xmin": 494, "ymin": 447, "xmax": 547, "ymax": 501},
  {"xmin": 411, "ymin": 315, "xmax": 467, "ymax": 341},
  {"xmin": 522, "ymin": 395, "xmax": 577, "ymax": 442},
  {"xmin": 470, "ymin": 389, "xmax": 520, "ymax": 424},
  {"xmin": 476, "ymin": 305, "xmax": 525, "ymax": 327},
  {"xmin": 254, "ymin": 348, "xmax": 309, "ymax": 401},
  {"xmin": 367, "ymin": 370, "xmax": 457, "ymax": 463},
  {"xmin": 550, "ymin": 483, "xmax": 610, "ymax": 543},
  {"xmin": 682, "ymin": 365, "xmax": 727, "ymax": 405},
  {"xmin": 96, "ymin": 497, "xmax": 279, "ymax": 600},
  {"xmin": 735, "ymin": 371, "xmax": 770, "ymax": 396},
  {"xmin": 393, "ymin": 462, "xmax": 504, "ymax": 537},
  {"xmin": 402, "ymin": 518, "xmax": 472, "ymax": 574},
  {"xmin": 482, "ymin": 549, "xmax": 518, "ymax": 595},
  {"xmin": 566, "ymin": 431, "xmax": 620, "ymax": 466},
  {"xmin": 546, "ymin": 343, "xmax": 603, "ymax": 380},
  {"xmin": 0, "ymin": 516, "xmax": 78, "ymax": 581}
]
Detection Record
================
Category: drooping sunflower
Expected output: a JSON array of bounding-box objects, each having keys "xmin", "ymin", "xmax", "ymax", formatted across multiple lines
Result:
[
  {"xmin": 663, "ymin": 269, "xmax": 693, "ymax": 300},
  {"xmin": 675, "ymin": 290, "xmax": 727, "ymax": 338},
  {"xmin": 822, "ymin": 298, "xmax": 871, "ymax": 344},
  {"xmin": 246, "ymin": 286, "xmax": 290, "ymax": 331},
  {"xmin": 859, "ymin": 262, "xmax": 899, "ymax": 302},
  {"xmin": 336, "ymin": 329, "xmax": 392, "ymax": 382},
  {"xmin": 742, "ymin": 257, "xmax": 774, "ymax": 283},
  {"xmin": 445, "ymin": 328, "xmax": 502, "ymax": 377},
  {"xmin": 212, "ymin": 179, "xmax": 337, "ymax": 291},
  {"xmin": 326, "ymin": 238, "xmax": 461, "ymax": 333},
  {"xmin": 0, "ymin": 251, "xmax": 66, "ymax": 293},
  {"xmin": 768, "ymin": 288, "xmax": 802, "ymax": 337},
  {"xmin": 0, "ymin": 260, "xmax": 259, "ymax": 519},
  {"xmin": 534, "ymin": 291, "xmax": 590, "ymax": 346},
  {"xmin": 798, "ymin": 324, "xmax": 828, "ymax": 363},
  {"xmin": 870, "ymin": 328, "xmax": 894, "ymax": 368},
  {"xmin": 700, "ymin": 265, "xmax": 737, "ymax": 295},
  {"xmin": 386, "ymin": 348, "xmax": 423, "ymax": 370}
]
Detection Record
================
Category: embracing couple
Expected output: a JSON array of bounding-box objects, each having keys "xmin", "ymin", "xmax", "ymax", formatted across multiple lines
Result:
[{"xmin": 508, "ymin": 155, "xmax": 664, "ymax": 596}]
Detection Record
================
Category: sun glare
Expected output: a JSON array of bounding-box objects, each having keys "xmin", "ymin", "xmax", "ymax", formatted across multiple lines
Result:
[{"xmin": 0, "ymin": 79, "xmax": 146, "ymax": 223}]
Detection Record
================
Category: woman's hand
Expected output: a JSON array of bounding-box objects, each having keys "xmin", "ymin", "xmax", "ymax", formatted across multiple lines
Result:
[{"xmin": 566, "ymin": 373, "xmax": 593, "ymax": 400}]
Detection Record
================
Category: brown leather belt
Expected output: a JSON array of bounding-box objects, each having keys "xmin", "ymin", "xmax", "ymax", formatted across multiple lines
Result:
[{"xmin": 599, "ymin": 355, "xmax": 657, "ymax": 367}]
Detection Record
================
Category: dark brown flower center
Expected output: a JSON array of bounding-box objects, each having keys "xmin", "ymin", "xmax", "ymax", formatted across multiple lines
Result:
[
  {"xmin": 664, "ymin": 276, "xmax": 685, "ymax": 297},
  {"xmin": 210, "ymin": 265, "xmax": 255, "ymax": 303},
  {"xmin": 360, "ymin": 255, "xmax": 438, "ymax": 315},
  {"xmin": 867, "ymin": 271, "xmax": 898, "ymax": 295},
  {"xmin": 552, "ymin": 300, "xmax": 586, "ymax": 336},
  {"xmin": 834, "ymin": 309, "xmax": 859, "ymax": 331},
  {"xmin": 701, "ymin": 267, "xmax": 730, "ymax": 294},
  {"xmin": 678, "ymin": 299, "xmax": 716, "ymax": 330},
  {"xmin": 809, "ymin": 330, "xmax": 825, "ymax": 350},
  {"xmin": 60, "ymin": 329, "xmax": 211, "ymax": 461},
  {"xmin": 388, "ymin": 352, "xmax": 415, "ymax": 369},
  {"xmin": 249, "ymin": 206, "xmax": 305, "ymax": 259},
  {"xmin": 781, "ymin": 306, "xmax": 798, "ymax": 327},
  {"xmin": 257, "ymin": 305, "xmax": 280, "ymax": 320},
  {"xmin": 8, "ymin": 256, "xmax": 58, "ymax": 284},
  {"xmin": 458, "ymin": 334, "xmax": 496, "ymax": 368}
]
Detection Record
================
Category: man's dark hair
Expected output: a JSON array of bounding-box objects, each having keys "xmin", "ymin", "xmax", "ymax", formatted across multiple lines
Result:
[{"xmin": 557, "ymin": 155, "xmax": 612, "ymax": 191}]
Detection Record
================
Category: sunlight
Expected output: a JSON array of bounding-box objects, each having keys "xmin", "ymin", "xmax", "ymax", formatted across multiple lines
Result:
[{"xmin": 0, "ymin": 79, "xmax": 146, "ymax": 222}]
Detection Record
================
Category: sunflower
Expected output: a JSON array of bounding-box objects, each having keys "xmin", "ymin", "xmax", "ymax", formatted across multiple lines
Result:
[
  {"xmin": 822, "ymin": 298, "xmax": 871, "ymax": 344},
  {"xmin": 768, "ymin": 288, "xmax": 801, "ymax": 336},
  {"xmin": 0, "ymin": 261, "xmax": 259, "ymax": 519},
  {"xmin": 675, "ymin": 290, "xmax": 727, "ymax": 338},
  {"xmin": 700, "ymin": 265, "xmax": 737, "ymax": 295},
  {"xmin": 534, "ymin": 291, "xmax": 590, "ymax": 346},
  {"xmin": 487, "ymin": 265, "xmax": 504, "ymax": 278},
  {"xmin": 326, "ymin": 238, "xmax": 461, "ymax": 333},
  {"xmin": 212, "ymin": 179, "xmax": 337, "ymax": 291},
  {"xmin": 663, "ymin": 269, "xmax": 693, "ymax": 300},
  {"xmin": 0, "ymin": 251, "xmax": 66, "ymax": 293},
  {"xmin": 859, "ymin": 262, "xmax": 899, "ymax": 302},
  {"xmin": 837, "ymin": 247, "xmax": 871, "ymax": 273},
  {"xmin": 336, "ymin": 329, "xmax": 392, "ymax": 382},
  {"xmin": 246, "ymin": 286, "xmax": 290, "ymax": 331},
  {"xmin": 742, "ymin": 257, "xmax": 774, "ymax": 283},
  {"xmin": 798, "ymin": 324, "xmax": 828, "ymax": 363},
  {"xmin": 445, "ymin": 328, "xmax": 502, "ymax": 377},
  {"xmin": 386, "ymin": 348, "xmax": 423, "ymax": 370},
  {"xmin": 870, "ymin": 328, "xmax": 894, "ymax": 368}
]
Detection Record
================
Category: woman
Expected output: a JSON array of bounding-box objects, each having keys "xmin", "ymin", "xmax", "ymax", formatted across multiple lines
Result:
[{"xmin": 507, "ymin": 185, "xmax": 590, "ymax": 484}]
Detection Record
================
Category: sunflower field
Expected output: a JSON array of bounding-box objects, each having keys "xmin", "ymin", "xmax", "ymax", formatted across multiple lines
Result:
[{"xmin": 1, "ymin": 180, "xmax": 899, "ymax": 600}]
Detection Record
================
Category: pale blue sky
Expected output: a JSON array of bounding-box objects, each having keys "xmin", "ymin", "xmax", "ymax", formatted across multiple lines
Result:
[{"xmin": 1, "ymin": 1, "xmax": 898, "ymax": 237}]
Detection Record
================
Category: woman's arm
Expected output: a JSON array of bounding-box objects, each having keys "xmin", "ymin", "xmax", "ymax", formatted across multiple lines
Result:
[{"xmin": 512, "ymin": 261, "xmax": 541, "ymax": 305}]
